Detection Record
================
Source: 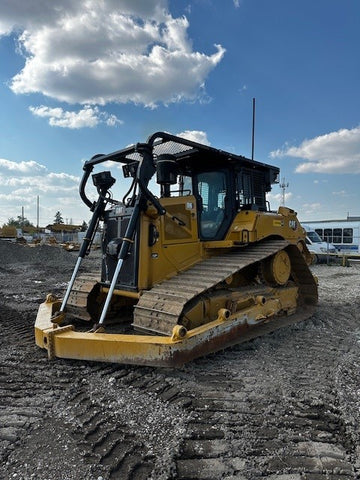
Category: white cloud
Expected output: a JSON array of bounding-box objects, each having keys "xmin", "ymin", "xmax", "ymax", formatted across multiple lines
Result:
[
  {"xmin": 105, "ymin": 114, "xmax": 123, "ymax": 127},
  {"xmin": 2, "ymin": 0, "xmax": 225, "ymax": 107},
  {"xmin": 331, "ymin": 190, "xmax": 355, "ymax": 198},
  {"xmin": 176, "ymin": 130, "xmax": 210, "ymax": 145},
  {"xmin": 0, "ymin": 1, "xmax": 167, "ymax": 35},
  {"xmin": 0, "ymin": 158, "xmax": 47, "ymax": 174},
  {"xmin": 0, "ymin": 160, "xmax": 79, "ymax": 193},
  {"xmin": 0, "ymin": 1, "xmax": 77, "ymax": 35},
  {"xmin": 0, "ymin": 158, "xmax": 90, "ymax": 226},
  {"xmin": 266, "ymin": 191, "xmax": 293, "ymax": 211},
  {"xmin": 270, "ymin": 126, "xmax": 360, "ymax": 174},
  {"xmin": 300, "ymin": 203, "xmax": 322, "ymax": 217},
  {"xmin": 29, "ymin": 105, "xmax": 123, "ymax": 129}
]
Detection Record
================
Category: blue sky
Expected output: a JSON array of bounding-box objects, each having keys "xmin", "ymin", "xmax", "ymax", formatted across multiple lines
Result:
[{"xmin": 0, "ymin": 0, "xmax": 359, "ymax": 226}]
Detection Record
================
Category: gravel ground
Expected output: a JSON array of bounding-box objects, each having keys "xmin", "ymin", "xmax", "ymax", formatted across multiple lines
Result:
[{"xmin": 0, "ymin": 240, "xmax": 359, "ymax": 479}]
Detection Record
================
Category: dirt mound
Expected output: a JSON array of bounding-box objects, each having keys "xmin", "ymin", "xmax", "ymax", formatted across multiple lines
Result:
[{"xmin": 0, "ymin": 240, "xmax": 76, "ymax": 268}]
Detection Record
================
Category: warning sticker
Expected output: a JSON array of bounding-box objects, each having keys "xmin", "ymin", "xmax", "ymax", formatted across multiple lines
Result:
[{"xmin": 273, "ymin": 220, "xmax": 283, "ymax": 227}]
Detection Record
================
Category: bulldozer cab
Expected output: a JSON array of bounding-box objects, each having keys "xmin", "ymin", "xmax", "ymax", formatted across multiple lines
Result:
[
  {"xmin": 77, "ymin": 132, "xmax": 280, "ymax": 291},
  {"xmin": 180, "ymin": 165, "xmax": 274, "ymax": 242}
]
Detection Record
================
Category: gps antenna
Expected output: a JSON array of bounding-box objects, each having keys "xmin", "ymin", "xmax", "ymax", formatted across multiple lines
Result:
[{"xmin": 251, "ymin": 97, "xmax": 256, "ymax": 161}]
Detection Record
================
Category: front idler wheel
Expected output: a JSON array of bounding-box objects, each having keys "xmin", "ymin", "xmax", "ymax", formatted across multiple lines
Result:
[{"xmin": 261, "ymin": 250, "xmax": 291, "ymax": 286}]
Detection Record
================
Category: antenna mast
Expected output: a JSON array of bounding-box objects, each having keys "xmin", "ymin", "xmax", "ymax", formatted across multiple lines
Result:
[
  {"xmin": 280, "ymin": 177, "xmax": 289, "ymax": 206},
  {"xmin": 251, "ymin": 98, "xmax": 255, "ymax": 160}
]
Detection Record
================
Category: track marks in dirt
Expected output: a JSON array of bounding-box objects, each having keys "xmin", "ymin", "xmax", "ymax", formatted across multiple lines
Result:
[
  {"xmin": 0, "ymin": 306, "xmax": 43, "ymax": 460},
  {"xmin": 0, "ymin": 305, "xmax": 74, "ymax": 474},
  {"xmin": 1, "ymin": 256, "xmax": 360, "ymax": 479},
  {"xmin": 0, "ymin": 298, "xmax": 189, "ymax": 480},
  {"xmin": 55, "ymin": 365, "xmax": 189, "ymax": 480},
  {"xmin": 173, "ymin": 311, "xmax": 359, "ymax": 479}
]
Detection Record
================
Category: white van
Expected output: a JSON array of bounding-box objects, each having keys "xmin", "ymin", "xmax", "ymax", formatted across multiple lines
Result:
[{"xmin": 303, "ymin": 225, "xmax": 337, "ymax": 263}]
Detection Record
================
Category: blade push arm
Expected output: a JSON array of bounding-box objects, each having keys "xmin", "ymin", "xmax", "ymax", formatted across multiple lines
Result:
[
  {"xmin": 52, "ymin": 171, "xmax": 116, "ymax": 323},
  {"xmin": 95, "ymin": 143, "xmax": 165, "ymax": 327}
]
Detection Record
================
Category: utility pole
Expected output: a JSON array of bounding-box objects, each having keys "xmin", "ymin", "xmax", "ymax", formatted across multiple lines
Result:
[
  {"xmin": 251, "ymin": 98, "xmax": 256, "ymax": 161},
  {"xmin": 280, "ymin": 177, "xmax": 289, "ymax": 206},
  {"xmin": 37, "ymin": 195, "xmax": 39, "ymax": 231}
]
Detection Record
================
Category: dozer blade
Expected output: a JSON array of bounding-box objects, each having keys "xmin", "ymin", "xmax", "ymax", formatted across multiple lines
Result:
[
  {"xmin": 35, "ymin": 295, "xmax": 315, "ymax": 368},
  {"xmin": 35, "ymin": 240, "xmax": 317, "ymax": 367}
]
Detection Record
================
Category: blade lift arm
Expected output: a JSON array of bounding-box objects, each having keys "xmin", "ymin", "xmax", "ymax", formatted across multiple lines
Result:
[
  {"xmin": 52, "ymin": 171, "xmax": 116, "ymax": 324},
  {"xmin": 53, "ymin": 142, "xmax": 165, "ymax": 328},
  {"xmin": 94, "ymin": 142, "xmax": 166, "ymax": 329}
]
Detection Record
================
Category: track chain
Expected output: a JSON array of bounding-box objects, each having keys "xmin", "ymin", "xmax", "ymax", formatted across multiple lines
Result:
[
  {"xmin": 66, "ymin": 272, "xmax": 101, "ymax": 321},
  {"xmin": 133, "ymin": 238, "xmax": 317, "ymax": 335}
]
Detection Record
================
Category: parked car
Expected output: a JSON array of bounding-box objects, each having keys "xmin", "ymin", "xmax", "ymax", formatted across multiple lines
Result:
[{"xmin": 303, "ymin": 225, "xmax": 337, "ymax": 263}]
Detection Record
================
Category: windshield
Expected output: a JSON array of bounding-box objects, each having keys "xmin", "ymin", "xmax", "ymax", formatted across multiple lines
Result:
[{"xmin": 307, "ymin": 231, "xmax": 322, "ymax": 243}]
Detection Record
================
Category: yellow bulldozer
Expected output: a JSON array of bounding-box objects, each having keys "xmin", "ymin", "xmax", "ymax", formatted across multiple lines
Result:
[{"xmin": 35, "ymin": 132, "xmax": 317, "ymax": 366}]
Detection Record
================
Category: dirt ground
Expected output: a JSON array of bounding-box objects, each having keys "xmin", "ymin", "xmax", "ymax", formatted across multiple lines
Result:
[{"xmin": 0, "ymin": 240, "xmax": 359, "ymax": 480}]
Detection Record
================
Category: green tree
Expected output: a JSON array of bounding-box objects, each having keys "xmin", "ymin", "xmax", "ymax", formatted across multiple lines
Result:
[
  {"xmin": 81, "ymin": 220, "xmax": 88, "ymax": 232},
  {"xmin": 54, "ymin": 211, "xmax": 64, "ymax": 224},
  {"xmin": 6, "ymin": 216, "xmax": 34, "ymax": 228},
  {"xmin": 6, "ymin": 217, "xmax": 18, "ymax": 226}
]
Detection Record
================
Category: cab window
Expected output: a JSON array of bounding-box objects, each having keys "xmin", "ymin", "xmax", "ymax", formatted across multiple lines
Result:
[{"xmin": 196, "ymin": 171, "xmax": 227, "ymax": 239}]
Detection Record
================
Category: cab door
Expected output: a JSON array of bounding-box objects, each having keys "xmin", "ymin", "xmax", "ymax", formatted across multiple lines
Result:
[{"xmin": 195, "ymin": 170, "xmax": 235, "ymax": 241}]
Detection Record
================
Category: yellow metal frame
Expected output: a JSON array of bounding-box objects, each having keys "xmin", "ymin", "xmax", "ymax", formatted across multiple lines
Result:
[{"xmin": 35, "ymin": 286, "xmax": 302, "ymax": 367}]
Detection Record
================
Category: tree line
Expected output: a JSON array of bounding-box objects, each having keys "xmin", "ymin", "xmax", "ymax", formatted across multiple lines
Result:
[{"xmin": 2, "ymin": 211, "xmax": 88, "ymax": 231}]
